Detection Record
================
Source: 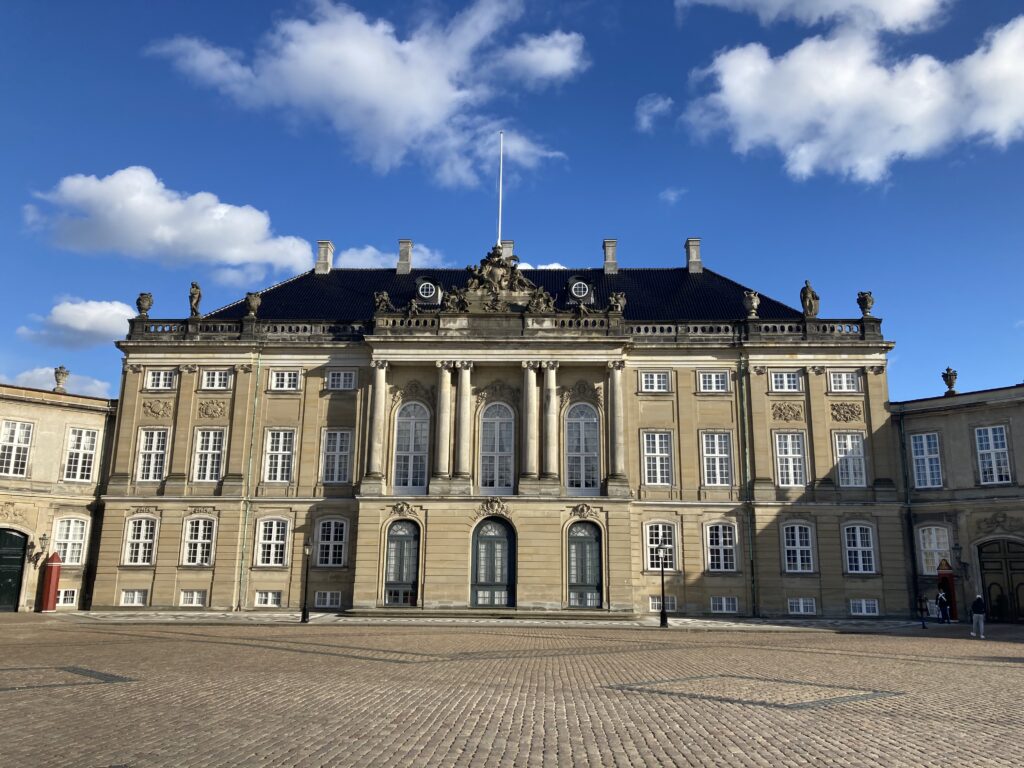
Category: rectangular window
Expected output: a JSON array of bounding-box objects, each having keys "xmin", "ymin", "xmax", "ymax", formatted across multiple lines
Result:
[
  {"xmin": 845, "ymin": 525, "xmax": 875, "ymax": 573},
  {"xmin": 125, "ymin": 518, "xmax": 156, "ymax": 565},
  {"xmin": 643, "ymin": 432, "xmax": 672, "ymax": 485},
  {"xmin": 770, "ymin": 371, "xmax": 801, "ymax": 392},
  {"xmin": 120, "ymin": 589, "xmax": 148, "ymax": 606},
  {"xmin": 315, "ymin": 591, "xmax": 342, "ymax": 608},
  {"xmin": 317, "ymin": 519, "xmax": 347, "ymax": 567},
  {"xmin": 326, "ymin": 370, "xmax": 357, "ymax": 390},
  {"xmin": 0, "ymin": 420, "xmax": 33, "ymax": 477},
  {"xmin": 56, "ymin": 589, "xmax": 78, "ymax": 607},
  {"xmin": 646, "ymin": 523, "xmax": 676, "ymax": 571},
  {"xmin": 918, "ymin": 526, "xmax": 951, "ymax": 576},
  {"xmin": 640, "ymin": 372, "xmax": 669, "ymax": 392},
  {"xmin": 269, "ymin": 370, "xmax": 300, "ymax": 391},
  {"xmin": 710, "ymin": 596, "xmax": 738, "ymax": 613},
  {"xmin": 257, "ymin": 519, "xmax": 288, "ymax": 566},
  {"xmin": 54, "ymin": 519, "xmax": 87, "ymax": 566},
  {"xmin": 788, "ymin": 597, "xmax": 817, "ymax": 615},
  {"xmin": 829, "ymin": 371, "xmax": 860, "ymax": 392},
  {"xmin": 146, "ymin": 370, "xmax": 175, "ymax": 390},
  {"xmin": 698, "ymin": 371, "xmax": 729, "ymax": 393},
  {"xmin": 201, "ymin": 370, "xmax": 230, "ymax": 390},
  {"xmin": 183, "ymin": 518, "xmax": 214, "ymax": 566},
  {"xmin": 976, "ymin": 426, "xmax": 1011, "ymax": 484},
  {"xmin": 180, "ymin": 589, "xmax": 207, "ymax": 607},
  {"xmin": 649, "ymin": 595, "xmax": 677, "ymax": 612},
  {"xmin": 707, "ymin": 523, "xmax": 737, "ymax": 572},
  {"xmin": 850, "ymin": 598, "xmax": 880, "ymax": 616},
  {"xmin": 64, "ymin": 428, "xmax": 98, "ymax": 481},
  {"xmin": 137, "ymin": 429, "xmax": 168, "ymax": 481},
  {"xmin": 702, "ymin": 432, "xmax": 732, "ymax": 486},
  {"xmin": 911, "ymin": 433, "xmax": 943, "ymax": 489},
  {"xmin": 255, "ymin": 590, "xmax": 282, "ymax": 607},
  {"xmin": 835, "ymin": 432, "xmax": 867, "ymax": 487},
  {"xmin": 322, "ymin": 430, "xmax": 352, "ymax": 484},
  {"xmin": 264, "ymin": 430, "xmax": 294, "ymax": 482},
  {"xmin": 783, "ymin": 524, "xmax": 814, "ymax": 573},
  {"xmin": 194, "ymin": 429, "xmax": 224, "ymax": 482},
  {"xmin": 775, "ymin": 433, "xmax": 806, "ymax": 487}
]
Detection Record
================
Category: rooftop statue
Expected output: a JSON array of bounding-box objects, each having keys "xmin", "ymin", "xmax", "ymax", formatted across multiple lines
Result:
[
  {"xmin": 608, "ymin": 291, "xmax": 627, "ymax": 314},
  {"xmin": 441, "ymin": 287, "xmax": 469, "ymax": 313},
  {"xmin": 857, "ymin": 291, "xmax": 874, "ymax": 317},
  {"xmin": 800, "ymin": 280, "xmax": 819, "ymax": 318},
  {"xmin": 189, "ymin": 282, "xmax": 202, "ymax": 318},
  {"xmin": 374, "ymin": 291, "xmax": 396, "ymax": 313},
  {"xmin": 465, "ymin": 245, "xmax": 534, "ymax": 293},
  {"xmin": 526, "ymin": 285, "xmax": 555, "ymax": 313}
]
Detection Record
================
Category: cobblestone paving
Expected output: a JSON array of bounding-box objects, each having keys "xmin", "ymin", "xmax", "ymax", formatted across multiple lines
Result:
[{"xmin": 2, "ymin": 614, "xmax": 1021, "ymax": 767}]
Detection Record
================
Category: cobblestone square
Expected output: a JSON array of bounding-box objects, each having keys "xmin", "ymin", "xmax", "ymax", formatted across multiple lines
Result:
[{"xmin": 2, "ymin": 615, "xmax": 1021, "ymax": 767}]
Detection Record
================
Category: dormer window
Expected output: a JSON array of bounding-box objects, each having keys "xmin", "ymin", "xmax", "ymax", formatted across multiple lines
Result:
[
  {"xmin": 418, "ymin": 282, "xmax": 437, "ymax": 301},
  {"xmin": 570, "ymin": 281, "xmax": 589, "ymax": 299}
]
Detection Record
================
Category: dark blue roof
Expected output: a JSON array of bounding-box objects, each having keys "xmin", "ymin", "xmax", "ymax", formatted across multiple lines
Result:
[{"xmin": 207, "ymin": 267, "xmax": 801, "ymax": 322}]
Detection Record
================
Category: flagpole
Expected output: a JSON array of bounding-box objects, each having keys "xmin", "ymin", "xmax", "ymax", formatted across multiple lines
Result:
[{"xmin": 497, "ymin": 130, "xmax": 504, "ymax": 247}]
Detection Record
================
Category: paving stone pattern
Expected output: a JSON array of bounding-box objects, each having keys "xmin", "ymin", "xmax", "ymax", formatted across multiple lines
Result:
[{"xmin": 2, "ymin": 615, "xmax": 1021, "ymax": 767}]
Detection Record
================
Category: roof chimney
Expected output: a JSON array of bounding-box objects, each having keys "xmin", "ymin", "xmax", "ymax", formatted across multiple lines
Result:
[
  {"xmin": 500, "ymin": 239, "xmax": 514, "ymax": 261},
  {"xmin": 397, "ymin": 239, "xmax": 412, "ymax": 274},
  {"xmin": 685, "ymin": 237, "xmax": 702, "ymax": 274},
  {"xmin": 315, "ymin": 240, "xmax": 334, "ymax": 275},
  {"xmin": 603, "ymin": 239, "xmax": 618, "ymax": 274}
]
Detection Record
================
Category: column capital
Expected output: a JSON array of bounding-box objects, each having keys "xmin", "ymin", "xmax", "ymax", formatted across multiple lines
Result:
[
  {"xmin": 371, "ymin": 360, "xmax": 390, "ymax": 370},
  {"xmin": 456, "ymin": 361, "xmax": 474, "ymax": 370},
  {"xmin": 436, "ymin": 360, "xmax": 456, "ymax": 370},
  {"xmin": 522, "ymin": 361, "xmax": 543, "ymax": 370},
  {"xmin": 544, "ymin": 361, "xmax": 559, "ymax": 370},
  {"xmin": 607, "ymin": 360, "xmax": 626, "ymax": 371}
]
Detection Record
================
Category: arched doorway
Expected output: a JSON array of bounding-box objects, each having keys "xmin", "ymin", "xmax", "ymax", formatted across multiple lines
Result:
[
  {"xmin": 384, "ymin": 520, "xmax": 420, "ymax": 606},
  {"xmin": 472, "ymin": 517, "xmax": 515, "ymax": 607},
  {"xmin": 568, "ymin": 521, "xmax": 602, "ymax": 608},
  {"xmin": 0, "ymin": 529, "xmax": 27, "ymax": 612},
  {"xmin": 978, "ymin": 539, "xmax": 1024, "ymax": 622}
]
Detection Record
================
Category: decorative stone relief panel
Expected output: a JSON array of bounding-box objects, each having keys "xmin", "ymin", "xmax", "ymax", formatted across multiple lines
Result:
[
  {"xmin": 197, "ymin": 400, "xmax": 228, "ymax": 419},
  {"xmin": 391, "ymin": 380, "xmax": 436, "ymax": 406},
  {"xmin": 141, "ymin": 400, "xmax": 172, "ymax": 419},
  {"xmin": 128, "ymin": 506, "xmax": 160, "ymax": 518},
  {"xmin": 389, "ymin": 501, "xmax": 420, "ymax": 519},
  {"xmin": 830, "ymin": 402, "xmax": 863, "ymax": 422},
  {"xmin": 771, "ymin": 402, "xmax": 804, "ymax": 422},
  {"xmin": 976, "ymin": 512, "xmax": 1024, "ymax": 535},
  {"xmin": 569, "ymin": 503, "xmax": 599, "ymax": 520},
  {"xmin": 559, "ymin": 380, "xmax": 603, "ymax": 408},
  {"xmin": 188, "ymin": 506, "xmax": 219, "ymax": 518},
  {"xmin": 475, "ymin": 380, "xmax": 520, "ymax": 407},
  {"xmin": 475, "ymin": 498, "xmax": 511, "ymax": 519},
  {"xmin": 0, "ymin": 502, "xmax": 28, "ymax": 524}
]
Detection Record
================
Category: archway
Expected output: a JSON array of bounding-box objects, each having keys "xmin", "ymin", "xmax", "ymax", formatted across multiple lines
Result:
[
  {"xmin": 472, "ymin": 517, "xmax": 515, "ymax": 607},
  {"xmin": 384, "ymin": 520, "xmax": 420, "ymax": 606},
  {"xmin": 567, "ymin": 521, "xmax": 602, "ymax": 608},
  {"xmin": 978, "ymin": 539, "xmax": 1024, "ymax": 622}
]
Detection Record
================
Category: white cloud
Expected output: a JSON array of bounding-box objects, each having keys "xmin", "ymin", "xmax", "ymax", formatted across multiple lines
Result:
[
  {"xmin": 334, "ymin": 243, "xmax": 450, "ymax": 269},
  {"xmin": 518, "ymin": 262, "xmax": 567, "ymax": 269},
  {"xmin": 1, "ymin": 367, "xmax": 111, "ymax": 398},
  {"xmin": 29, "ymin": 166, "xmax": 311, "ymax": 284},
  {"xmin": 659, "ymin": 187, "xmax": 687, "ymax": 204},
  {"xmin": 635, "ymin": 93, "xmax": 675, "ymax": 133},
  {"xmin": 149, "ymin": 1, "xmax": 584, "ymax": 186},
  {"xmin": 687, "ymin": 16, "xmax": 1024, "ymax": 182},
  {"xmin": 17, "ymin": 298, "xmax": 135, "ymax": 348},
  {"xmin": 674, "ymin": 0, "xmax": 951, "ymax": 32}
]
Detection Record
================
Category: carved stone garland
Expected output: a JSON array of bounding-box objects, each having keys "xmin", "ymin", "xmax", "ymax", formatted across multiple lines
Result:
[
  {"xmin": 569, "ymin": 503, "xmax": 599, "ymax": 520},
  {"xmin": 560, "ymin": 380, "xmax": 603, "ymax": 409},
  {"xmin": 391, "ymin": 380, "xmax": 436, "ymax": 407},
  {"xmin": 475, "ymin": 498, "xmax": 512, "ymax": 519},
  {"xmin": 830, "ymin": 402, "xmax": 863, "ymax": 422},
  {"xmin": 197, "ymin": 400, "xmax": 227, "ymax": 419},
  {"xmin": 475, "ymin": 380, "xmax": 520, "ymax": 408},
  {"xmin": 771, "ymin": 402, "xmax": 804, "ymax": 422},
  {"xmin": 142, "ymin": 400, "xmax": 172, "ymax": 419},
  {"xmin": 389, "ymin": 501, "xmax": 419, "ymax": 519}
]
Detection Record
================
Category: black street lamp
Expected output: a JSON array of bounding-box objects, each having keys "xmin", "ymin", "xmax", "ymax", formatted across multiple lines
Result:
[
  {"xmin": 656, "ymin": 543, "xmax": 668, "ymax": 628},
  {"xmin": 917, "ymin": 594, "xmax": 928, "ymax": 629},
  {"xmin": 301, "ymin": 542, "xmax": 311, "ymax": 624}
]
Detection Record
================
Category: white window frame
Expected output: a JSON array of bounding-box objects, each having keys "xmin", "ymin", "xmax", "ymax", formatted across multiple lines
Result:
[
  {"xmin": 316, "ymin": 518, "xmax": 348, "ymax": 567},
  {"xmin": 136, "ymin": 428, "xmax": 168, "ymax": 482},
  {"xmin": 640, "ymin": 371, "xmax": 670, "ymax": 393},
  {"xmin": 393, "ymin": 402, "xmax": 430, "ymax": 493},
  {"xmin": 828, "ymin": 370, "xmax": 861, "ymax": 393},
  {"xmin": 255, "ymin": 518, "xmax": 289, "ymax": 567},
  {"xmin": 56, "ymin": 588, "xmax": 78, "ymax": 607},
  {"xmin": 918, "ymin": 525, "xmax": 951, "ymax": 576},
  {"xmin": 0, "ymin": 420, "xmax": 33, "ymax": 477},
  {"xmin": 179, "ymin": 589, "xmax": 207, "ymax": 607},
  {"xmin": 649, "ymin": 594, "xmax": 677, "ymax": 612},
  {"xmin": 774, "ymin": 432, "xmax": 806, "ymax": 487},
  {"xmin": 263, "ymin": 429, "xmax": 295, "ymax": 483},
  {"xmin": 200, "ymin": 369, "xmax": 231, "ymax": 390},
  {"xmin": 911, "ymin": 432, "xmax": 943, "ymax": 489},
  {"xmin": 710, "ymin": 596, "xmax": 738, "ymax": 613},
  {"xmin": 706, "ymin": 522, "xmax": 738, "ymax": 572},
  {"xmin": 181, "ymin": 516, "xmax": 215, "ymax": 567},
  {"xmin": 123, "ymin": 516, "xmax": 158, "ymax": 566},
  {"xmin": 975, "ymin": 425, "xmax": 1012, "ymax": 485},
  {"xmin": 642, "ymin": 431, "xmax": 673, "ymax": 486},
  {"xmin": 322, "ymin": 429, "xmax": 352, "ymax": 484},
  {"xmin": 325, "ymin": 369, "xmax": 357, "ymax": 391},
  {"xmin": 53, "ymin": 518, "xmax": 88, "ymax": 566},
  {"xmin": 120, "ymin": 589, "xmax": 148, "ymax": 607},
  {"xmin": 770, "ymin": 370, "xmax": 801, "ymax": 392},
  {"xmin": 479, "ymin": 402, "xmax": 515, "ymax": 495},
  {"xmin": 644, "ymin": 522, "xmax": 677, "ymax": 572},
  {"xmin": 701, "ymin": 431, "xmax": 732, "ymax": 487},
  {"xmin": 145, "ymin": 369, "xmax": 176, "ymax": 390},
  {"xmin": 843, "ymin": 523, "xmax": 877, "ymax": 574},
  {"xmin": 269, "ymin": 369, "xmax": 300, "ymax": 391},
  {"xmin": 834, "ymin": 431, "xmax": 867, "ymax": 488},
  {"xmin": 315, "ymin": 590, "xmax": 343, "ymax": 608},
  {"xmin": 255, "ymin": 590, "xmax": 282, "ymax": 607},
  {"xmin": 788, "ymin": 597, "xmax": 817, "ymax": 615},
  {"xmin": 193, "ymin": 428, "xmax": 225, "ymax": 482},
  {"xmin": 570, "ymin": 281, "xmax": 589, "ymax": 299},
  {"xmin": 850, "ymin": 598, "xmax": 880, "ymax": 616},
  {"xmin": 698, "ymin": 370, "xmax": 729, "ymax": 393},
  {"xmin": 566, "ymin": 402, "xmax": 600, "ymax": 497},
  {"xmin": 63, "ymin": 427, "xmax": 99, "ymax": 482},
  {"xmin": 417, "ymin": 282, "xmax": 438, "ymax": 301},
  {"xmin": 782, "ymin": 522, "xmax": 815, "ymax": 574}
]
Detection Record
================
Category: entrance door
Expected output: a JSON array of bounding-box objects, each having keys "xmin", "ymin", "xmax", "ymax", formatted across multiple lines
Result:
[
  {"xmin": 568, "ymin": 522, "xmax": 602, "ymax": 608},
  {"xmin": 384, "ymin": 520, "xmax": 420, "ymax": 606},
  {"xmin": 978, "ymin": 540, "xmax": 1024, "ymax": 622},
  {"xmin": 472, "ymin": 518, "xmax": 515, "ymax": 607},
  {"xmin": 0, "ymin": 529, "xmax": 27, "ymax": 612}
]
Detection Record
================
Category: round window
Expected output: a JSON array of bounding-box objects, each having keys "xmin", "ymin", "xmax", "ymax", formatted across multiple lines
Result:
[
  {"xmin": 570, "ymin": 281, "xmax": 589, "ymax": 299},
  {"xmin": 418, "ymin": 282, "xmax": 437, "ymax": 300}
]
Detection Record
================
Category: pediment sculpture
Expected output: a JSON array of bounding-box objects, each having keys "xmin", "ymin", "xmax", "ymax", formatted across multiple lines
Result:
[{"xmin": 466, "ymin": 245, "xmax": 534, "ymax": 293}]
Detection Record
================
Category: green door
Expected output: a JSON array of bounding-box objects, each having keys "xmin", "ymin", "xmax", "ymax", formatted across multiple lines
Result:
[{"xmin": 0, "ymin": 529, "xmax": 27, "ymax": 612}]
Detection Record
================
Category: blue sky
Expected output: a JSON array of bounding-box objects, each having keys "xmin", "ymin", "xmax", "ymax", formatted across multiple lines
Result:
[{"xmin": 1, "ymin": 0, "xmax": 1022, "ymax": 400}]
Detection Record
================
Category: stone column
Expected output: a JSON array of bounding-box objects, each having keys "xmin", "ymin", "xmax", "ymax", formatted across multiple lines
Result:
[
  {"xmin": 542, "ymin": 362, "xmax": 559, "ymax": 479},
  {"xmin": 434, "ymin": 361, "xmax": 453, "ymax": 478},
  {"xmin": 608, "ymin": 361, "xmax": 627, "ymax": 480},
  {"xmin": 521, "ymin": 362, "xmax": 539, "ymax": 478},
  {"xmin": 454, "ymin": 361, "xmax": 473, "ymax": 479},
  {"xmin": 366, "ymin": 361, "xmax": 389, "ymax": 479}
]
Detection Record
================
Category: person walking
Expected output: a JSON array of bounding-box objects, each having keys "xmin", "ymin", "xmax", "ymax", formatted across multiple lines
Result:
[
  {"xmin": 970, "ymin": 594, "xmax": 986, "ymax": 639},
  {"xmin": 936, "ymin": 589, "xmax": 951, "ymax": 624}
]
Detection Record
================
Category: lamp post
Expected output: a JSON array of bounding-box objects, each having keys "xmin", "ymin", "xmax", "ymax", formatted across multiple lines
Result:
[
  {"xmin": 917, "ymin": 594, "xmax": 928, "ymax": 629},
  {"xmin": 301, "ymin": 542, "xmax": 311, "ymax": 624},
  {"xmin": 656, "ymin": 543, "xmax": 668, "ymax": 628}
]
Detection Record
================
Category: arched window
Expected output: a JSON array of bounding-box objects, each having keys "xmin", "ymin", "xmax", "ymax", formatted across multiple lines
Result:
[
  {"xmin": 256, "ymin": 519, "xmax": 288, "ymax": 567},
  {"xmin": 182, "ymin": 517, "xmax": 215, "ymax": 566},
  {"xmin": 394, "ymin": 402, "xmax": 429, "ymax": 493},
  {"xmin": 918, "ymin": 526, "xmax": 950, "ymax": 575},
  {"xmin": 480, "ymin": 403, "xmax": 514, "ymax": 494},
  {"xmin": 782, "ymin": 523, "xmax": 814, "ymax": 573},
  {"xmin": 472, "ymin": 518, "xmax": 515, "ymax": 607},
  {"xmin": 566, "ymin": 403, "xmax": 600, "ymax": 496},
  {"xmin": 568, "ymin": 522, "xmax": 602, "ymax": 607},
  {"xmin": 124, "ymin": 516, "xmax": 157, "ymax": 566},
  {"xmin": 384, "ymin": 520, "xmax": 420, "ymax": 606},
  {"xmin": 706, "ymin": 522, "xmax": 737, "ymax": 572}
]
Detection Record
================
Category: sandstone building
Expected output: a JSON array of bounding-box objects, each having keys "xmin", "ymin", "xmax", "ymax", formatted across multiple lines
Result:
[{"xmin": 85, "ymin": 237, "xmax": 915, "ymax": 618}]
